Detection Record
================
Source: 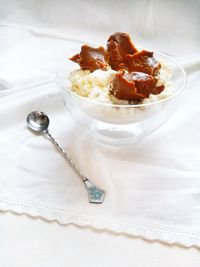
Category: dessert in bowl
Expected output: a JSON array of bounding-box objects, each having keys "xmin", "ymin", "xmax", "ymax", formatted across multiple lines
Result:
[{"xmin": 57, "ymin": 33, "xmax": 186, "ymax": 145}]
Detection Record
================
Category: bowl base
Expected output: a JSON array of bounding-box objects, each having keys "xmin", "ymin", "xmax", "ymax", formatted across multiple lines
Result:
[{"xmin": 90, "ymin": 120, "xmax": 147, "ymax": 147}]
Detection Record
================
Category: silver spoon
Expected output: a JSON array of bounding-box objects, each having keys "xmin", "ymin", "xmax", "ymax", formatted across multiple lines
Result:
[{"xmin": 26, "ymin": 111, "xmax": 105, "ymax": 204}]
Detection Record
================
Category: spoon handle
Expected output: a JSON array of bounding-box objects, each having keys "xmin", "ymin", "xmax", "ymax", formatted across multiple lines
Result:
[
  {"xmin": 45, "ymin": 131, "xmax": 87, "ymax": 182},
  {"xmin": 45, "ymin": 131, "xmax": 105, "ymax": 203}
]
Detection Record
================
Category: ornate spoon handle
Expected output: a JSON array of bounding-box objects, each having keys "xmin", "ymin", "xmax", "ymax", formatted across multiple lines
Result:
[{"xmin": 45, "ymin": 131, "xmax": 105, "ymax": 204}]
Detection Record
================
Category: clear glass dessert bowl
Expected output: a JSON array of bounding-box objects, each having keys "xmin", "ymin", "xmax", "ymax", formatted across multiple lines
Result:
[{"xmin": 57, "ymin": 50, "xmax": 186, "ymax": 146}]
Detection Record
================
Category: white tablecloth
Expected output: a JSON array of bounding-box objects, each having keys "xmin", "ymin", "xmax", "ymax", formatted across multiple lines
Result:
[
  {"xmin": 1, "ymin": 212, "xmax": 200, "ymax": 267},
  {"xmin": 1, "ymin": 0, "xmax": 200, "ymax": 265}
]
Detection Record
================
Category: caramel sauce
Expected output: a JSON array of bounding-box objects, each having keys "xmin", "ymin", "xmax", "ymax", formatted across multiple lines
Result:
[
  {"xmin": 125, "ymin": 50, "xmax": 161, "ymax": 76},
  {"xmin": 110, "ymin": 71, "xmax": 164, "ymax": 100},
  {"xmin": 69, "ymin": 33, "xmax": 164, "ymax": 101},
  {"xmin": 69, "ymin": 45, "xmax": 108, "ymax": 72},
  {"xmin": 107, "ymin": 32, "xmax": 138, "ymax": 70}
]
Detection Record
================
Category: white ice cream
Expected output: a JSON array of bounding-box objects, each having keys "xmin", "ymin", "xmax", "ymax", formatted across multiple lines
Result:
[
  {"xmin": 69, "ymin": 62, "xmax": 173, "ymax": 105},
  {"xmin": 68, "ymin": 62, "xmax": 174, "ymax": 124},
  {"xmin": 69, "ymin": 68, "xmax": 116, "ymax": 103}
]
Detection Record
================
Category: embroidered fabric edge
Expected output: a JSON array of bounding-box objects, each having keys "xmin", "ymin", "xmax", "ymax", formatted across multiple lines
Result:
[{"xmin": 0, "ymin": 197, "xmax": 200, "ymax": 248}]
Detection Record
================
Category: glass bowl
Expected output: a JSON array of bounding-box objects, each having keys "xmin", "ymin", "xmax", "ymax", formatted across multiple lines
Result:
[{"xmin": 57, "ymin": 50, "xmax": 186, "ymax": 146}]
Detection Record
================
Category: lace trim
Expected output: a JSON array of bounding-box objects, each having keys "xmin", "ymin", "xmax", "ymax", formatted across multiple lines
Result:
[{"xmin": 0, "ymin": 196, "xmax": 200, "ymax": 247}]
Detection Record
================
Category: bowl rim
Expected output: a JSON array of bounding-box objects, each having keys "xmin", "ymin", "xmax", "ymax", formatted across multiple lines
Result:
[{"xmin": 56, "ymin": 48, "xmax": 187, "ymax": 108}]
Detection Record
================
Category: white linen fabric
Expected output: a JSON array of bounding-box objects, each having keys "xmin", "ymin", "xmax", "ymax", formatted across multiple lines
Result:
[
  {"xmin": 0, "ymin": 0, "xmax": 200, "ymax": 248},
  {"xmin": 1, "ymin": 213, "xmax": 200, "ymax": 267}
]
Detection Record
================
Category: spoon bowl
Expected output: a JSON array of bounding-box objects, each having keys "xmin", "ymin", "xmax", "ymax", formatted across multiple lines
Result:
[{"xmin": 27, "ymin": 111, "xmax": 49, "ymax": 133}]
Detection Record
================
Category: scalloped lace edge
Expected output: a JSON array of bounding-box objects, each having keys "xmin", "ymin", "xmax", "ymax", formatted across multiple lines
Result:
[{"xmin": 0, "ymin": 197, "xmax": 200, "ymax": 248}]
